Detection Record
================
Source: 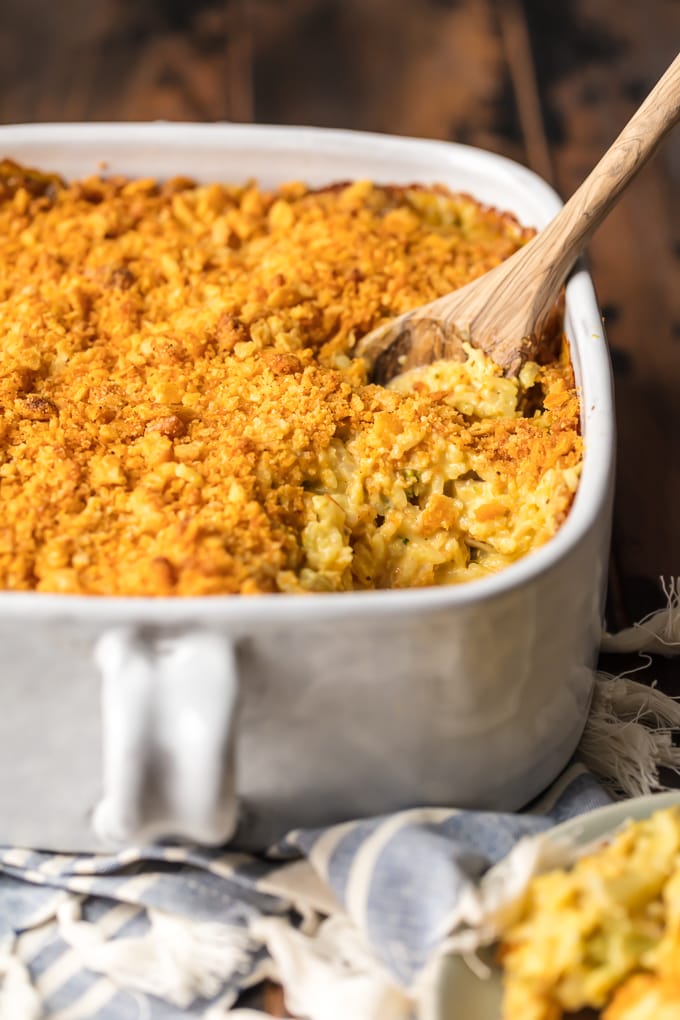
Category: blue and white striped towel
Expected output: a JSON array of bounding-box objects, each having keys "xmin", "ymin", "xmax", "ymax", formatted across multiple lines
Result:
[{"xmin": 1, "ymin": 597, "xmax": 678, "ymax": 1020}]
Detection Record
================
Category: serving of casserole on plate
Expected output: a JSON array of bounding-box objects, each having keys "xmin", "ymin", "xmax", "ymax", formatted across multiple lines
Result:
[
  {"xmin": 433, "ymin": 793, "xmax": 680, "ymax": 1020},
  {"xmin": 0, "ymin": 124, "xmax": 614, "ymax": 852}
]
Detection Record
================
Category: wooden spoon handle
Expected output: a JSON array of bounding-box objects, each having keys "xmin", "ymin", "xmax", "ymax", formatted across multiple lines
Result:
[
  {"xmin": 530, "ymin": 51, "xmax": 680, "ymax": 300},
  {"xmin": 357, "ymin": 52, "xmax": 680, "ymax": 381}
]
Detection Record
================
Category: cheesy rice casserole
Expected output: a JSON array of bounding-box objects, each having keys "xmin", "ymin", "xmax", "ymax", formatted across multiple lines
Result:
[
  {"xmin": 500, "ymin": 806, "xmax": 680, "ymax": 1020},
  {"xmin": 0, "ymin": 160, "xmax": 581, "ymax": 596}
]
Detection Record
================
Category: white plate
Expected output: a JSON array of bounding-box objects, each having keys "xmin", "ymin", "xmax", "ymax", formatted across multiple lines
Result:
[{"xmin": 431, "ymin": 791, "xmax": 680, "ymax": 1020}]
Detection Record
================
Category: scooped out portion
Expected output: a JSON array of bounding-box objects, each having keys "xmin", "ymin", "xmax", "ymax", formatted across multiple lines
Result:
[{"xmin": 0, "ymin": 163, "xmax": 581, "ymax": 595}]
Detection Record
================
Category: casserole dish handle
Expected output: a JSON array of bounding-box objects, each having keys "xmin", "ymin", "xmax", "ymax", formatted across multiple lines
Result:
[{"xmin": 92, "ymin": 627, "xmax": 239, "ymax": 847}]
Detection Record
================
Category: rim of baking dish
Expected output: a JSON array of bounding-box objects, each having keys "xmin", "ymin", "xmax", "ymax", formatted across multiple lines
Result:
[{"xmin": 0, "ymin": 123, "xmax": 615, "ymax": 623}]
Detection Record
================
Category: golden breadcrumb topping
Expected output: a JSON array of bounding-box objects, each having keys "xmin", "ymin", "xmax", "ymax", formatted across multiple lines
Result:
[
  {"xmin": 0, "ymin": 162, "xmax": 581, "ymax": 596},
  {"xmin": 500, "ymin": 807, "xmax": 680, "ymax": 1020}
]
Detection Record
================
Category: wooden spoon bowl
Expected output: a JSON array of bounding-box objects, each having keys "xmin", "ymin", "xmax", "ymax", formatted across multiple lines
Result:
[{"xmin": 356, "ymin": 52, "xmax": 680, "ymax": 384}]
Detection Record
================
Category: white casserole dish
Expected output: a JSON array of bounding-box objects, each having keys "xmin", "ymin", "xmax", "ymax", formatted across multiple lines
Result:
[{"xmin": 0, "ymin": 123, "xmax": 615, "ymax": 852}]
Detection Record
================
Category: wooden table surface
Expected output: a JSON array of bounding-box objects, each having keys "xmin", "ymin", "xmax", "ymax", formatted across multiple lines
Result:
[{"xmin": 1, "ymin": 1, "xmax": 678, "ymax": 1015}]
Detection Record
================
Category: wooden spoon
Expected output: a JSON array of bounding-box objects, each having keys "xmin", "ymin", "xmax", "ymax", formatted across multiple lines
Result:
[{"xmin": 355, "ymin": 52, "xmax": 680, "ymax": 383}]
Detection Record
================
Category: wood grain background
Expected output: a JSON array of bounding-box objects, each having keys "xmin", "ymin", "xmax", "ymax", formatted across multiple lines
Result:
[{"xmin": 1, "ymin": 3, "xmax": 678, "ymax": 1013}]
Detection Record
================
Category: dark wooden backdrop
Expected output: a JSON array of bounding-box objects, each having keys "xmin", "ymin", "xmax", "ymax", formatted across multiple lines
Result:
[{"xmin": 1, "ymin": 2, "xmax": 678, "ymax": 1013}]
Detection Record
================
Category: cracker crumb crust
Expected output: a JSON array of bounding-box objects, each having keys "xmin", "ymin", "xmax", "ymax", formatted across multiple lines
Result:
[{"xmin": 0, "ymin": 162, "xmax": 581, "ymax": 596}]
